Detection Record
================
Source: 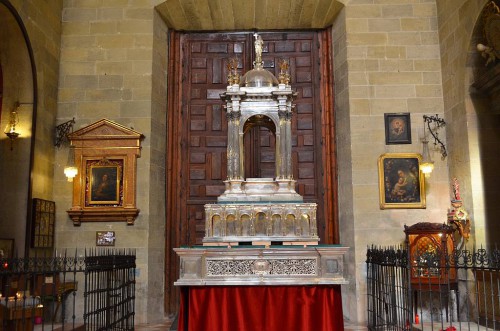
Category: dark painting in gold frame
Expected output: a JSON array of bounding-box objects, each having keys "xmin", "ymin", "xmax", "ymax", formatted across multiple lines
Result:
[
  {"xmin": 31, "ymin": 198, "xmax": 55, "ymax": 248},
  {"xmin": 378, "ymin": 153, "xmax": 425, "ymax": 209},
  {"xmin": 86, "ymin": 158, "xmax": 123, "ymax": 206}
]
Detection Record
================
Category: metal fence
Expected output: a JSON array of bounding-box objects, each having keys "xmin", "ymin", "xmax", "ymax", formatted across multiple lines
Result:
[
  {"xmin": 0, "ymin": 249, "xmax": 136, "ymax": 331},
  {"xmin": 367, "ymin": 245, "xmax": 500, "ymax": 331}
]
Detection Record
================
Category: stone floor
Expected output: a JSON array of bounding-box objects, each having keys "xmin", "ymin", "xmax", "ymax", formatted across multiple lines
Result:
[
  {"xmin": 135, "ymin": 321, "xmax": 173, "ymax": 330},
  {"xmin": 134, "ymin": 319, "xmax": 367, "ymax": 330},
  {"xmin": 135, "ymin": 319, "xmax": 173, "ymax": 330}
]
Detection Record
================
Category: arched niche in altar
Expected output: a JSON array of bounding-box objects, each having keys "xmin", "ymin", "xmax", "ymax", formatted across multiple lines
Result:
[{"xmin": 243, "ymin": 114, "xmax": 277, "ymax": 179}]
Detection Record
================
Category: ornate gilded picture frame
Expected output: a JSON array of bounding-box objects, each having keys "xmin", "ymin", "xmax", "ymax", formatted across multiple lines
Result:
[
  {"xmin": 384, "ymin": 113, "xmax": 412, "ymax": 145},
  {"xmin": 378, "ymin": 153, "xmax": 425, "ymax": 209},
  {"xmin": 31, "ymin": 198, "xmax": 55, "ymax": 248},
  {"xmin": 67, "ymin": 119, "xmax": 143, "ymax": 225}
]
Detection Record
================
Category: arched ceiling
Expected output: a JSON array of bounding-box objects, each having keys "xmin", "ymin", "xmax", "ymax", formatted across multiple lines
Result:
[{"xmin": 156, "ymin": 0, "xmax": 344, "ymax": 31}]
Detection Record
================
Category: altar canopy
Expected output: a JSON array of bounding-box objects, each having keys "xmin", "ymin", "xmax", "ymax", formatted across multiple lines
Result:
[{"xmin": 174, "ymin": 34, "xmax": 347, "ymax": 331}]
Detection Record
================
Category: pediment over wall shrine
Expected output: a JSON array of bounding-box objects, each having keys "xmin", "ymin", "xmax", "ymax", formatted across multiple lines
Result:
[{"xmin": 67, "ymin": 119, "xmax": 144, "ymax": 226}]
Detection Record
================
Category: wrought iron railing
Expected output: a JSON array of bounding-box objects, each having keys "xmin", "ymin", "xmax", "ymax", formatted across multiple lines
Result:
[
  {"xmin": 0, "ymin": 249, "xmax": 135, "ymax": 331},
  {"xmin": 367, "ymin": 245, "xmax": 500, "ymax": 330}
]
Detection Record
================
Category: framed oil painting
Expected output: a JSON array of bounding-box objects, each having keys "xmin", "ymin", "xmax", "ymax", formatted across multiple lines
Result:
[
  {"xmin": 0, "ymin": 238, "xmax": 14, "ymax": 258},
  {"xmin": 31, "ymin": 198, "xmax": 55, "ymax": 248},
  {"xmin": 384, "ymin": 113, "xmax": 411, "ymax": 144},
  {"xmin": 378, "ymin": 153, "xmax": 425, "ymax": 209},
  {"xmin": 86, "ymin": 158, "xmax": 123, "ymax": 206}
]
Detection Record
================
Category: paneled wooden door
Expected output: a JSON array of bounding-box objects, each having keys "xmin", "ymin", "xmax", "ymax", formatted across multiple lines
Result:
[{"xmin": 166, "ymin": 31, "xmax": 337, "ymax": 313}]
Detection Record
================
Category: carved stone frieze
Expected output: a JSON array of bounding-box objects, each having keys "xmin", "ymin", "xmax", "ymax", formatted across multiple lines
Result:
[
  {"xmin": 175, "ymin": 246, "xmax": 348, "ymax": 286},
  {"xmin": 206, "ymin": 258, "xmax": 317, "ymax": 277}
]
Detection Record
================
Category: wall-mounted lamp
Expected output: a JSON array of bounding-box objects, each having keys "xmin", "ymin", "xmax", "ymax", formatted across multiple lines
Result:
[
  {"xmin": 4, "ymin": 102, "xmax": 20, "ymax": 151},
  {"xmin": 63, "ymin": 146, "xmax": 78, "ymax": 182},
  {"xmin": 421, "ymin": 114, "xmax": 447, "ymax": 177},
  {"xmin": 55, "ymin": 118, "xmax": 77, "ymax": 181}
]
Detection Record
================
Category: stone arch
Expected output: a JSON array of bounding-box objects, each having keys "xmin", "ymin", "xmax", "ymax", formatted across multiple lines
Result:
[
  {"xmin": 226, "ymin": 214, "xmax": 237, "ymax": 236},
  {"xmin": 284, "ymin": 214, "xmax": 295, "ymax": 236},
  {"xmin": 300, "ymin": 214, "xmax": 311, "ymax": 236},
  {"xmin": 254, "ymin": 211, "xmax": 267, "ymax": 236},
  {"xmin": 240, "ymin": 213, "xmax": 251, "ymax": 236},
  {"xmin": 0, "ymin": 1, "xmax": 37, "ymax": 257},
  {"xmin": 211, "ymin": 214, "xmax": 223, "ymax": 237},
  {"xmin": 463, "ymin": 0, "xmax": 500, "ymax": 246},
  {"xmin": 271, "ymin": 214, "xmax": 282, "ymax": 236}
]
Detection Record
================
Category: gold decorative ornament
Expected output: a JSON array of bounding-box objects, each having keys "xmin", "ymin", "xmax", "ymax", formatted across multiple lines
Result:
[
  {"xmin": 226, "ymin": 57, "xmax": 240, "ymax": 85},
  {"xmin": 278, "ymin": 58, "xmax": 291, "ymax": 85}
]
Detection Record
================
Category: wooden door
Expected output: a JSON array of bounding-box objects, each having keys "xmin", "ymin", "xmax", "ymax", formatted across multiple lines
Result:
[
  {"xmin": 182, "ymin": 33, "xmax": 250, "ymax": 246},
  {"xmin": 166, "ymin": 31, "xmax": 337, "ymax": 313}
]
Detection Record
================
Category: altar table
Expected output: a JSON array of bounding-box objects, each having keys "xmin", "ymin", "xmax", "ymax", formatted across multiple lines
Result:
[{"xmin": 178, "ymin": 285, "xmax": 344, "ymax": 331}]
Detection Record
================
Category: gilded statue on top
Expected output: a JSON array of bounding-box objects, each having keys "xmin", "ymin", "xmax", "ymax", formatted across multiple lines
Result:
[{"xmin": 253, "ymin": 33, "xmax": 264, "ymax": 68}]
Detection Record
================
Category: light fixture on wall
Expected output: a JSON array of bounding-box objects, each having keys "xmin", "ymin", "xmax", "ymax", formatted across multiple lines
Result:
[
  {"xmin": 421, "ymin": 114, "xmax": 447, "ymax": 177},
  {"xmin": 64, "ymin": 146, "xmax": 78, "ymax": 182},
  {"xmin": 4, "ymin": 102, "xmax": 20, "ymax": 151},
  {"xmin": 55, "ymin": 118, "xmax": 77, "ymax": 181},
  {"xmin": 420, "ymin": 137, "xmax": 434, "ymax": 176}
]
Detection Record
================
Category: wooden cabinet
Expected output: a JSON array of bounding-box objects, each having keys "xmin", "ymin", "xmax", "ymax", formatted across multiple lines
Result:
[{"xmin": 404, "ymin": 222, "xmax": 456, "ymax": 287}]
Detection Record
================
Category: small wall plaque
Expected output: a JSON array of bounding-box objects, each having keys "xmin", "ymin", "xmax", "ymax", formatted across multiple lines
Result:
[{"xmin": 96, "ymin": 231, "xmax": 116, "ymax": 246}]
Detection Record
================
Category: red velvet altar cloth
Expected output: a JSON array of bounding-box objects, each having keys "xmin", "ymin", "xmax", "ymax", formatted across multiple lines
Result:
[{"xmin": 178, "ymin": 285, "xmax": 343, "ymax": 331}]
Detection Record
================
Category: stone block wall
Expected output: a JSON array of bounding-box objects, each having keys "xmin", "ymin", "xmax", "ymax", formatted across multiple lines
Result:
[
  {"xmin": 4, "ymin": 0, "xmax": 493, "ymax": 326},
  {"xmin": 54, "ymin": 0, "xmax": 167, "ymax": 324},
  {"xmin": 333, "ymin": 0, "xmax": 450, "ymax": 324}
]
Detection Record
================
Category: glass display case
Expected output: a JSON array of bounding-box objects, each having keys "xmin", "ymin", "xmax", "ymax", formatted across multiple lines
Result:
[{"xmin": 404, "ymin": 222, "xmax": 456, "ymax": 287}]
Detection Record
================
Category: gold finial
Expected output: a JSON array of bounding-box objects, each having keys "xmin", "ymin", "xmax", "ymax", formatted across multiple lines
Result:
[
  {"xmin": 278, "ymin": 58, "xmax": 291, "ymax": 85},
  {"xmin": 226, "ymin": 57, "xmax": 240, "ymax": 85}
]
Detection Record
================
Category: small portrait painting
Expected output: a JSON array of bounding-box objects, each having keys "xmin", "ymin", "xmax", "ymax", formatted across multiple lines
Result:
[
  {"xmin": 89, "ymin": 164, "xmax": 120, "ymax": 205},
  {"xmin": 384, "ymin": 113, "xmax": 412, "ymax": 144},
  {"xmin": 378, "ymin": 153, "xmax": 425, "ymax": 209}
]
